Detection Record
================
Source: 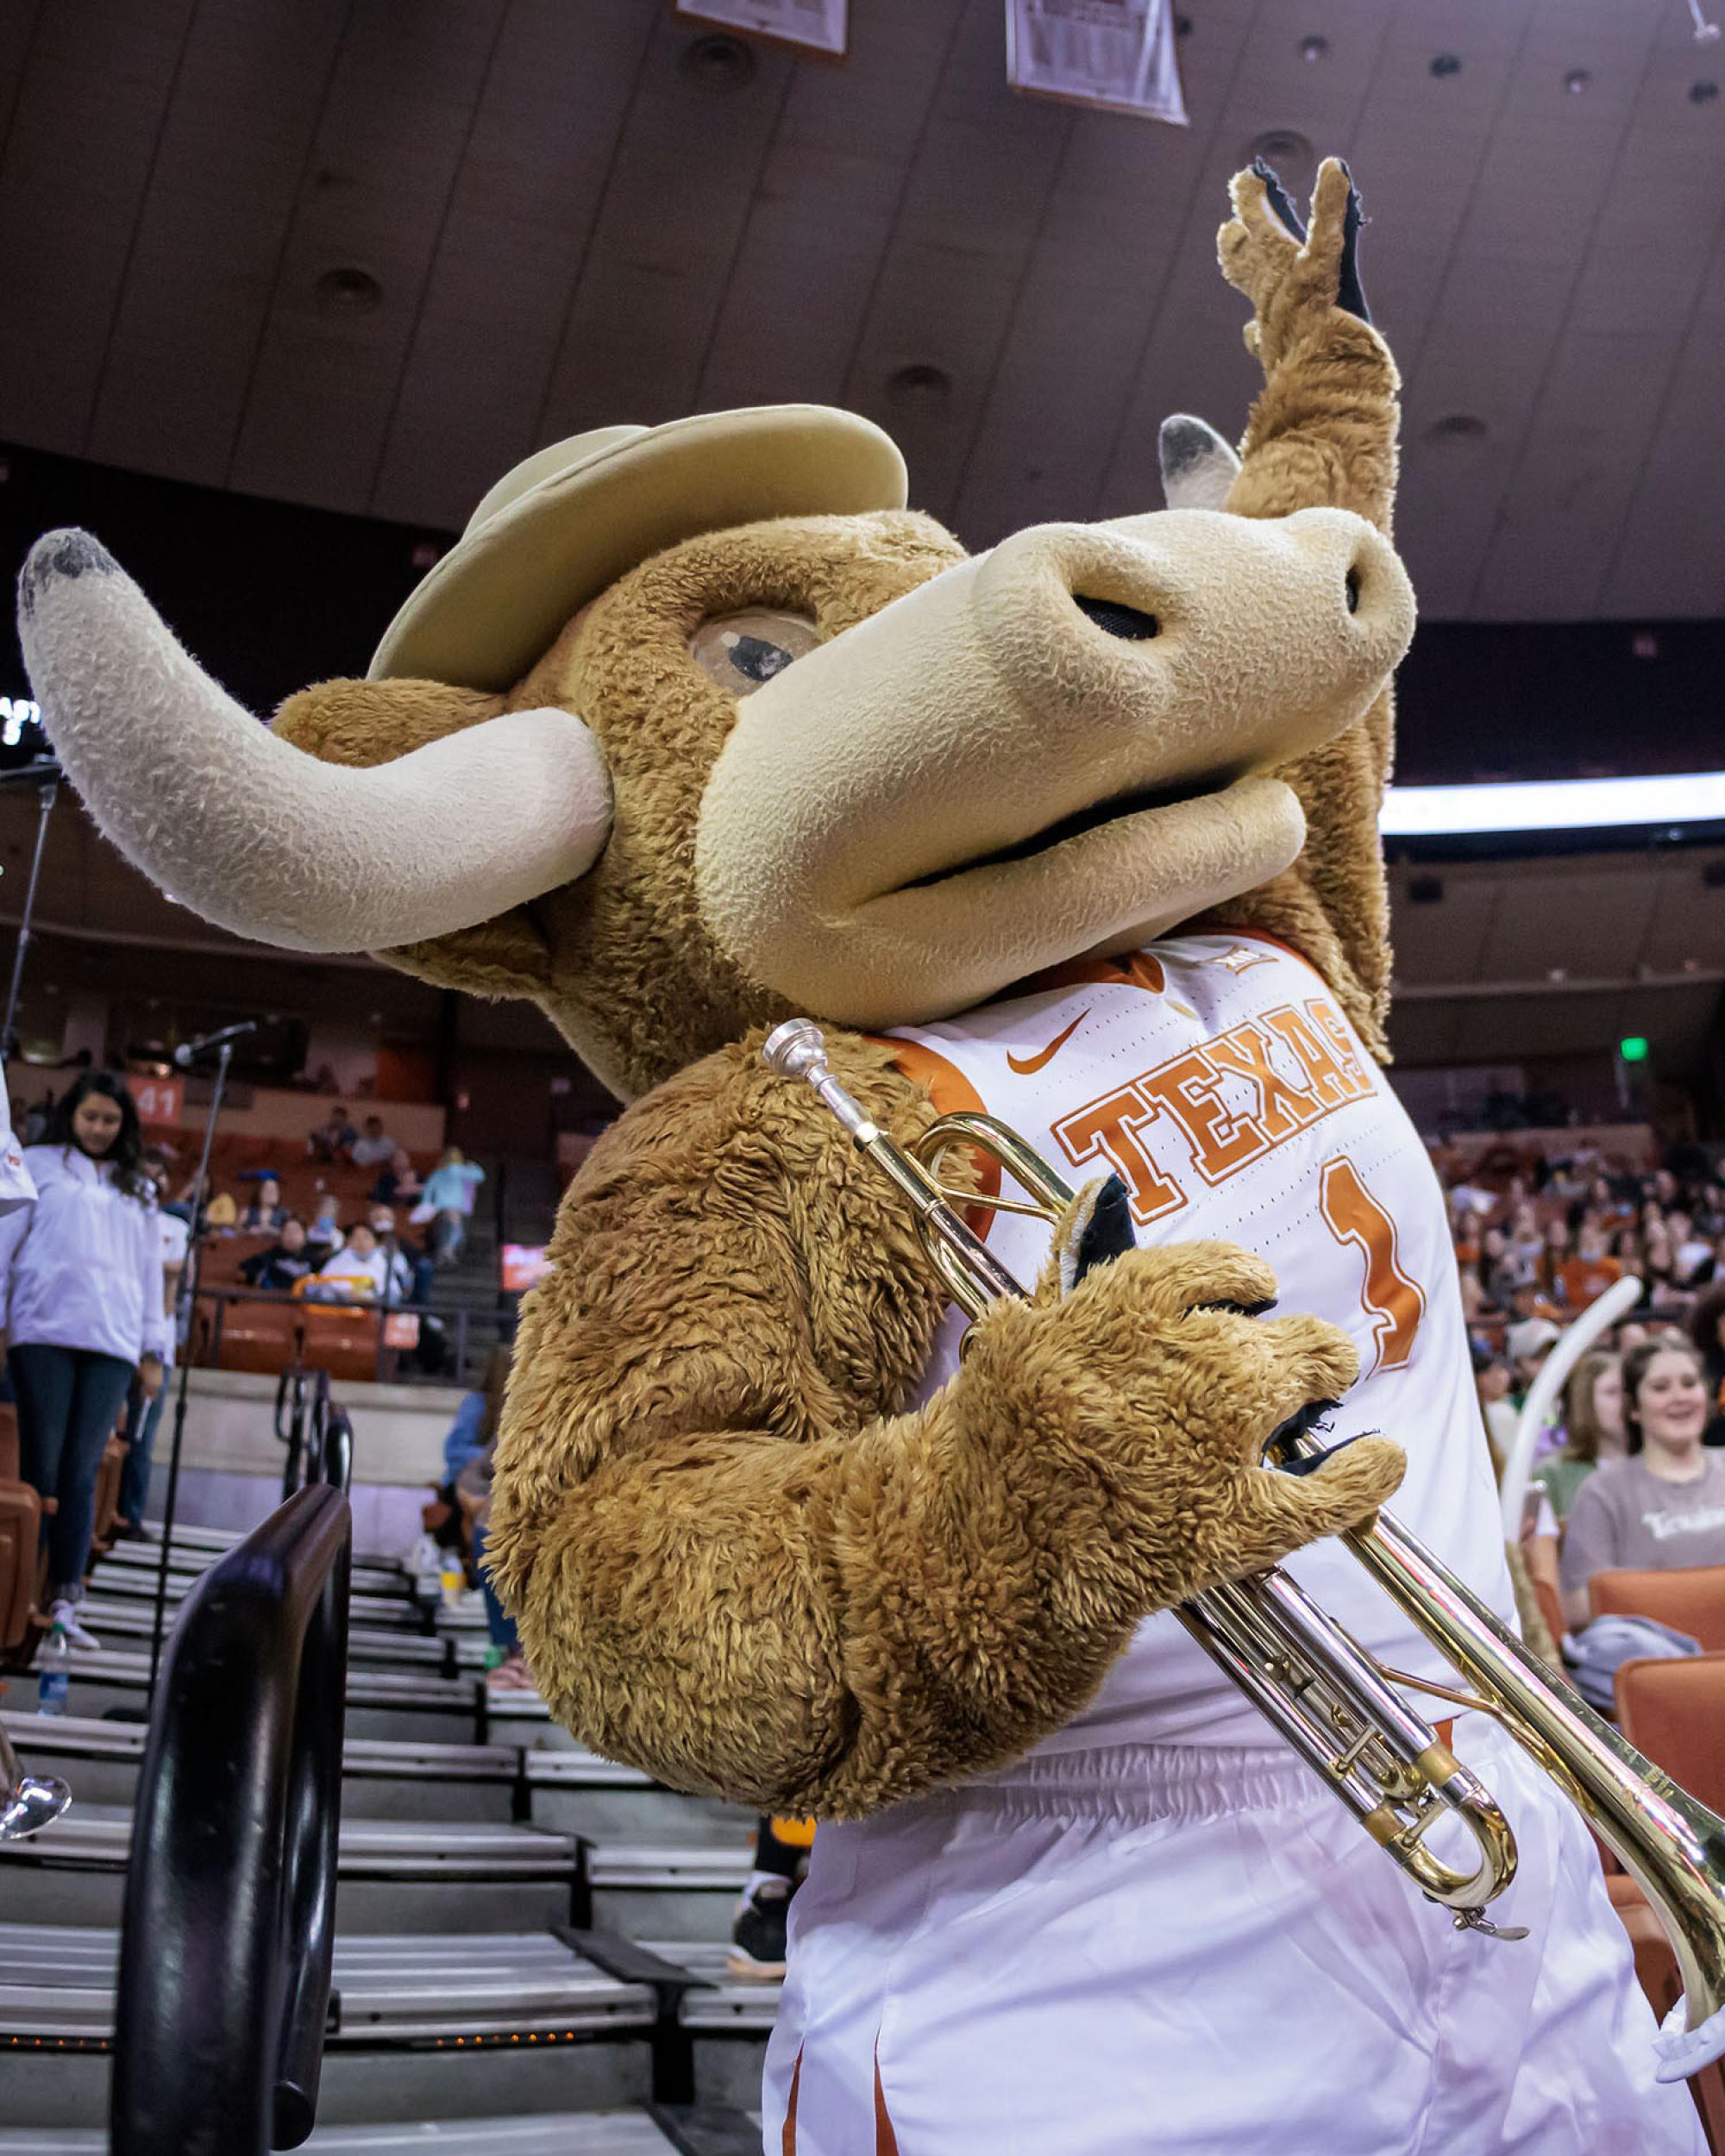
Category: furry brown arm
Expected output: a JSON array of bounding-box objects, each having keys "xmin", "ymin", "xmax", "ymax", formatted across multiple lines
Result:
[
  {"xmin": 485, "ymin": 1030, "xmax": 1401, "ymax": 1819},
  {"xmin": 1202, "ymin": 156, "xmax": 1402, "ymax": 1056},
  {"xmin": 1219, "ymin": 158, "xmax": 1400, "ymax": 536}
]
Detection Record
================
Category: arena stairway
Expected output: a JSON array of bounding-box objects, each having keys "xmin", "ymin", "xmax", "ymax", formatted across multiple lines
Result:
[{"xmin": 0, "ymin": 1510, "xmax": 778, "ymax": 2151}]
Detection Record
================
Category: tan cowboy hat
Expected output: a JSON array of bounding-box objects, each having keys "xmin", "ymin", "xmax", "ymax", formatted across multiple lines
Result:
[{"xmin": 369, "ymin": 404, "xmax": 909, "ymax": 691}]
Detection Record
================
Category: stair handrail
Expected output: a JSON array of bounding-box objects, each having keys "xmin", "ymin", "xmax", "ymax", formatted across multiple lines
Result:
[
  {"xmin": 273, "ymin": 1363, "xmax": 310, "ymax": 1499},
  {"xmin": 112, "ymin": 1472, "xmax": 353, "ymax": 2153}
]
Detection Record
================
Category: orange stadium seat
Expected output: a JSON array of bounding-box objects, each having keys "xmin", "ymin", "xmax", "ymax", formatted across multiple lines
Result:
[
  {"xmin": 0, "ymin": 1474, "xmax": 41, "ymax": 1653},
  {"xmin": 1613, "ymin": 1656, "xmax": 1725, "ymax": 2153},
  {"xmin": 1590, "ymin": 1570, "xmax": 1725, "ymax": 1653},
  {"xmin": 88, "ymin": 1435, "xmax": 127, "ymax": 1557},
  {"xmin": 1559, "ymin": 1256, "xmax": 1622, "ymax": 1309}
]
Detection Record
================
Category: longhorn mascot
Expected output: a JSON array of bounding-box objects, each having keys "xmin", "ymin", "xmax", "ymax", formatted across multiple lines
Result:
[{"xmin": 17, "ymin": 164, "xmax": 1703, "ymax": 2154}]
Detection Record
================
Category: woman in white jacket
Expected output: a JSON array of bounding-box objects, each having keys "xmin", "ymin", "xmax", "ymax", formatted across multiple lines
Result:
[{"xmin": 0, "ymin": 1071, "xmax": 169, "ymax": 1648}]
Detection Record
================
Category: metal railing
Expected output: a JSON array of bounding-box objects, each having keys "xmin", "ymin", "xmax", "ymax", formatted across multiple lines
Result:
[
  {"xmin": 112, "ymin": 1469, "xmax": 352, "ymax": 2151},
  {"xmin": 192, "ymin": 1282, "xmax": 477, "ymax": 1385},
  {"xmin": 273, "ymin": 1365, "xmax": 354, "ymax": 1501}
]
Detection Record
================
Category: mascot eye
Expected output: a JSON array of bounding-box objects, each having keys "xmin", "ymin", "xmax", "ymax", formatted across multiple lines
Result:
[{"xmin": 690, "ymin": 608, "xmax": 820, "ymax": 699}]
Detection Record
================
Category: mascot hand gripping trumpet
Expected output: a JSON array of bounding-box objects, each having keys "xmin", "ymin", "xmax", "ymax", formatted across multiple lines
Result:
[{"xmin": 16, "ymin": 161, "xmax": 1718, "ymax": 2153}]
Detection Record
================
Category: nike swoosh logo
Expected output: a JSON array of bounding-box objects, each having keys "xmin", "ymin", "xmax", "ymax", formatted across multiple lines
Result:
[{"xmin": 1007, "ymin": 1008, "xmax": 1090, "ymax": 1075}]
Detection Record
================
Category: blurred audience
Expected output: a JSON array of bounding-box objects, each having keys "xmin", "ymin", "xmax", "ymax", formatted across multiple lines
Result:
[
  {"xmin": 1559, "ymin": 1340, "xmax": 1723, "ymax": 1633},
  {"xmin": 421, "ymin": 1146, "xmax": 485, "ymax": 1267},
  {"xmin": 369, "ymin": 1204, "xmax": 433, "ymax": 1306},
  {"xmin": 306, "ymin": 1219, "xmax": 389, "ymax": 1301},
  {"xmin": 1691, "ymin": 1284, "xmax": 1725, "ymax": 1446},
  {"xmin": 369, "ymin": 1146, "xmax": 423, "ymax": 1206},
  {"xmin": 305, "ymin": 1192, "xmax": 342, "ymax": 1257},
  {"xmin": 349, "ymin": 1114, "xmax": 396, "ymax": 1169},
  {"xmin": 239, "ymin": 1216, "xmax": 314, "ymax": 1292},
  {"xmin": 307, "ymin": 1104, "xmax": 358, "ymax": 1163},
  {"xmin": 116, "ymin": 1144, "xmax": 189, "ymax": 1543},
  {"xmin": 237, "ymin": 1174, "xmax": 286, "ymax": 1234},
  {"xmin": 1530, "ymin": 1351, "xmax": 1628, "ymax": 1527}
]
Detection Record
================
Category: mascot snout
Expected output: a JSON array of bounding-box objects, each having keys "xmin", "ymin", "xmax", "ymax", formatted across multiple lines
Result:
[{"xmin": 695, "ymin": 503, "xmax": 1413, "ymax": 1031}]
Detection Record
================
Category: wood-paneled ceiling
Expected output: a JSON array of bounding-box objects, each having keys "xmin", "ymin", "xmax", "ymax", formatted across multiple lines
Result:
[{"xmin": 2, "ymin": 0, "xmax": 1722, "ymax": 624}]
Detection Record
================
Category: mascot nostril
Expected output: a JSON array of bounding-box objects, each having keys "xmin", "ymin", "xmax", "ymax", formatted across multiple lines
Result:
[
  {"xmin": 17, "ymin": 154, "xmax": 1678, "ymax": 2156},
  {"xmin": 1074, "ymin": 593, "xmax": 1160, "ymax": 641}
]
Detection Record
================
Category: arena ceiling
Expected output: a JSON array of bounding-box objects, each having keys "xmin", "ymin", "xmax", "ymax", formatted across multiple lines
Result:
[{"xmin": 3, "ymin": 0, "xmax": 1722, "ymax": 622}]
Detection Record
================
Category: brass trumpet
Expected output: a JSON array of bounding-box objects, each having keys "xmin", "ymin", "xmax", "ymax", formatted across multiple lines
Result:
[{"xmin": 764, "ymin": 1018, "xmax": 1725, "ymax": 2079}]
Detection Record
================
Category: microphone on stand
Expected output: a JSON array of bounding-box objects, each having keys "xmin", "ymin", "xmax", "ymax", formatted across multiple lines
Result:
[{"xmin": 172, "ymin": 1019, "xmax": 263, "ymax": 1069}]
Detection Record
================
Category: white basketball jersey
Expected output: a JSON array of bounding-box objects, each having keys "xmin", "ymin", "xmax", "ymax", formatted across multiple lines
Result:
[{"xmin": 885, "ymin": 929, "xmax": 1512, "ymax": 1752}]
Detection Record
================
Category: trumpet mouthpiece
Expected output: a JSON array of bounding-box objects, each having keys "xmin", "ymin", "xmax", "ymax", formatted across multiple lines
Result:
[{"xmin": 762, "ymin": 1018, "xmax": 830, "ymax": 1083}]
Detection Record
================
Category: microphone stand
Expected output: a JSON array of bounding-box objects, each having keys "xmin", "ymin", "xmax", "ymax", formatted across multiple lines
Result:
[
  {"xmin": 0, "ymin": 764, "xmax": 61, "ymax": 1073},
  {"xmin": 145, "ymin": 1040, "xmax": 235, "ymax": 1701}
]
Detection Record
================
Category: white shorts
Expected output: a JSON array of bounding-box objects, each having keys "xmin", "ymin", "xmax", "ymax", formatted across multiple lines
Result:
[{"xmin": 762, "ymin": 1719, "xmax": 1704, "ymax": 2155}]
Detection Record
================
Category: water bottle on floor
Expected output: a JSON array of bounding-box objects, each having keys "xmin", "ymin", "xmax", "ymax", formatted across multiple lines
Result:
[{"xmin": 36, "ymin": 1621, "xmax": 70, "ymax": 1717}]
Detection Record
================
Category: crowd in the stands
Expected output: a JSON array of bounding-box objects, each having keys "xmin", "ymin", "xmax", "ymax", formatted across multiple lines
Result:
[{"xmin": 1441, "ymin": 1134, "xmax": 1725, "ymax": 1690}]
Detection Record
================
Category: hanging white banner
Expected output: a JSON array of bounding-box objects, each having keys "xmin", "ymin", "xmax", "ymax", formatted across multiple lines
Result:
[
  {"xmin": 1006, "ymin": 0, "xmax": 1188, "ymax": 124},
  {"xmin": 674, "ymin": 0, "xmax": 848, "ymax": 58}
]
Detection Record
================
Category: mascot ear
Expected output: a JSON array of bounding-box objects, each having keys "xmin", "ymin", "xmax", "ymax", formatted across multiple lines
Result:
[
  {"xmin": 17, "ymin": 530, "xmax": 612, "ymax": 992},
  {"xmin": 1158, "ymin": 415, "xmax": 1242, "ymax": 511}
]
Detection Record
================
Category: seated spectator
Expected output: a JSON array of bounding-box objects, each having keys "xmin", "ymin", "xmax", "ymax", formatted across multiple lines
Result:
[
  {"xmin": 1559, "ymin": 1339, "xmax": 1724, "ymax": 1632},
  {"xmin": 1472, "ymin": 1347, "xmax": 1518, "ymax": 1478},
  {"xmin": 370, "ymin": 1204, "xmax": 432, "ymax": 1306},
  {"xmin": 239, "ymin": 1216, "xmax": 314, "ymax": 1292},
  {"xmin": 1672, "ymin": 1209, "xmax": 1714, "ymax": 1288},
  {"xmin": 422, "ymin": 1146, "xmax": 486, "ymax": 1267},
  {"xmin": 1538, "ymin": 1215, "xmax": 1571, "ymax": 1297},
  {"xmin": 349, "ymin": 1113, "xmax": 396, "ymax": 1169},
  {"xmin": 1506, "ymin": 1310, "xmax": 1561, "ymax": 1405},
  {"xmin": 305, "ymin": 1219, "xmax": 389, "ymax": 1301},
  {"xmin": 237, "ymin": 1175, "xmax": 286, "ymax": 1235},
  {"xmin": 444, "ymin": 1348, "xmax": 528, "ymax": 1689},
  {"xmin": 1530, "ymin": 1351, "xmax": 1626, "ymax": 1526},
  {"xmin": 1642, "ymin": 1215, "xmax": 1678, "ymax": 1298},
  {"xmin": 1690, "ymin": 1284, "xmax": 1725, "ymax": 1446},
  {"xmin": 304, "ymin": 1193, "xmax": 342, "ymax": 1255},
  {"xmin": 307, "ymin": 1103, "xmax": 357, "ymax": 1163},
  {"xmin": 369, "ymin": 1146, "xmax": 423, "ymax": 1205}
]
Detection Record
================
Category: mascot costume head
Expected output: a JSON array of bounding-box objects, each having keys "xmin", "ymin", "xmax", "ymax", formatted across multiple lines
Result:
[{"xmin": 17, "ymin": 159, "xmax": 1413, "ymax": 1814}]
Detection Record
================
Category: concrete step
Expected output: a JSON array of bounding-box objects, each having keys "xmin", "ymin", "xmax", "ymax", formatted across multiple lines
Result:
[
  {"xmin": 524, "ymin": 1754, "xmax": 753, "ymax": 1845},
  {"xmin": 7, "ymin": 1713, "xmax": 526, "ymax": 1821},
  {"xmin": 34, "ymin": 1646, "xmax": 489, "ymax": 1742},
  {"xmin": 0, "ymin": 1802, "xmax": 581, "ymax": 1932},
  {"xmin": 84, "ymin": 1560, "xmax": 436, "ymax": 1631},
  {"xmin": 92, "ymin": 1538, "xmax": 411, "ymax": 1600},
  {"xmin": 75, "ymin": 1594, "xmax": 486, "ymax": 1673},
  {"xmin": 0, "ymin": 1925, "xmax": 667, "ymax": 2129},
  {"xmin": 657, "ymin": 1940, "xmax": 781, "ymax": 2111},
  {"xmin": 0, "ymin": 2114, "xmax": 722, "ymax": 2155},
  {"xmin": 126, "ymin": 1520, "xmax": 407, "ymax": 1572},
  {"xmin": 586, "ymin": 1845, "xmax": 751, "ymax": 1944}
]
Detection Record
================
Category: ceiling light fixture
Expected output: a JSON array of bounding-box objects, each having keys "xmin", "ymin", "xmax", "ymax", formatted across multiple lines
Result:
[
  {"xmin": 886, "ymin": 363, "xmax": 952, "ymax": 407},
  {"xmin": 1245, "ymin": 128, "xmax": 1314, "ymax": 171},
  {"xmin": 1430, "ymin": 53, "xmax": 1462, "ymax": 78},
  {"xmin": 1425, "ymin": 413, "xmax": 1489, "ymax": 447},
  {"xmin": 1300, "ymin": 34, "xmax": 1328, "ymax": 63},
  {"xmin": 1564, "ymin": 68, "xmax": 1591, "ymax": 94},
  {"xmin": 313, "ymin": 266, "xmax": 382, "ymax": 317},
  {"xmin": 676, "ymin": 31, "xmax": 758, "ymax": 91},
  {"xmin": 1691, "ymin": 78, "xmax": 1720, "ymax": 101}
]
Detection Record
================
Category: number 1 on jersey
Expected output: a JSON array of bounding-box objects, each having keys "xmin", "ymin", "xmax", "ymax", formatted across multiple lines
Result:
[{"xmin": 1318, "ymin": 1155, "xmax": 1425, "ymax": 1373}]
